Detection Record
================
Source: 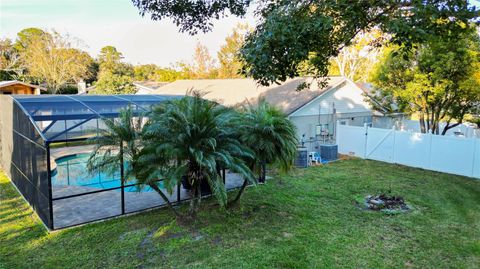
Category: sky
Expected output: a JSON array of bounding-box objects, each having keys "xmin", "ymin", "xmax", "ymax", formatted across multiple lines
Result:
[
  {"xmin": 0, "ymin": 0, "xmax": 255, "ymax": 67},
  {"xmin": 2, "ymin": 0, "xmax": 480, "ymax": 67}
]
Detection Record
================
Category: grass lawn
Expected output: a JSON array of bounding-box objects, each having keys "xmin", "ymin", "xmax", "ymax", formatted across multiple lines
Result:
[{"xmin": 1, "ymin": 158, "xmax": 479, "ymax": 268}]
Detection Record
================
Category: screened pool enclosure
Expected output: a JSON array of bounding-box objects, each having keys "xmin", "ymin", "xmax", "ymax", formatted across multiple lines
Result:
[{"xmin": 0, "ymin": 95, "xmax": 245, "ymax": 229}]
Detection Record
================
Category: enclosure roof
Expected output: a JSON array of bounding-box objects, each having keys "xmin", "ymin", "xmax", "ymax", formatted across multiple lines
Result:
[{"xmin": 10, "ymin": 94, "xmax": 180, "ymax": 143}]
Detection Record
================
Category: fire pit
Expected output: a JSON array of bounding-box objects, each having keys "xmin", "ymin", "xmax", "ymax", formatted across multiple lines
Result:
[{"xmin": 358, "ymin": 194, "xmax": 410, "ymax": 213}]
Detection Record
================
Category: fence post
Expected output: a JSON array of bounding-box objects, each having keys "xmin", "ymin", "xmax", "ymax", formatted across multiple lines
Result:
[
  {"xmin": 391, "ymin": 126, "xmax": 396, "ymax": 163},
  {"xmin": 177, "ymin": 183, "xmax": 181, "ymax": 203},
  {"xmin": 363, "ymin": 123, "xmax": 368, "ymax": 159},
  {"xmin": 471, "ymin": 137, "xmax": 477, "ymax": 178},
  {"xmin": 335, "ymin": 120, "xmax": 340, "ymax": 146}
]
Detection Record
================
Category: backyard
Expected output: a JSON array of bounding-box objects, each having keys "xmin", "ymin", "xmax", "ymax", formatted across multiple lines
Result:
[{"xmin": 1, "ymin": 158, "xmax": 479, "ymax": 268}]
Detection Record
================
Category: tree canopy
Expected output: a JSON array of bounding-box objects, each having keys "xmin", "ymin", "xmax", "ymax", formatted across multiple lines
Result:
[
  {"xmin": 369, "ymin": 31, "xmax": 480, "ymax": 135},
  {"xmin": 132, "ymin": 0, "xmax": 479, "ymax": 86},
  {"xmin": 92, "ymin": 46, "xmax": 136, "ymax": 94},
  {"xmin": 0, "ymin": 28, "xmax": 94, "ymax": 92},
  {"xmin": 22, "ymin": 31, "xmax": 93, "ymax": 93},
  {"xmin": 217, "ymin": 24, "xmax": 249, "ymax": 78},
  {"xmin": 328, "ymin": 29, "xmax": 384, "ymax": 82},
  {"xmin": 131, "ymin": 0, "xmax": 250, "ymax": 34},
  {"xmin": 0, "ymin": 38, "xmax": 20, "ymax": 80}
]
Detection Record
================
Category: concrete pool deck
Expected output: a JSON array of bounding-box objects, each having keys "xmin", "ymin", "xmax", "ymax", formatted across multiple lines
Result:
[{"xmin": 52, "ymin": 170, "xmax": 246, "ymax": 229}]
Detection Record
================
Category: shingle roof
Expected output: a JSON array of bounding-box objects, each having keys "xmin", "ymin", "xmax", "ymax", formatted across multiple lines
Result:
[
  {"xmin": 0, "ymin": 80, "xmax": 46, "ymax": 91},
  {"xmin": 152, "ymin": 77, "xmax": 346, "ymax": 114},
  {"xmin": 133, "ymin": 81, "xmax": 170, "ymax": 92}
]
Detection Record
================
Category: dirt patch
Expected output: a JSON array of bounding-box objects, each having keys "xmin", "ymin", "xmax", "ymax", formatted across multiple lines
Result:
[
  {"xmin": 136, "ymin": 229, "xmax": 157, "ymax": 267},
  {"xmin": 211, "ymin": 236, "xmax": 222, "ymax": 246}
]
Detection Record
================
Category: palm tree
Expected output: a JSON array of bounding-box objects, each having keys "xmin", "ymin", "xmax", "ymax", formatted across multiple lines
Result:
[
  {"xmin": 134, "ymin": 92, "xmax": 256, "ymax": 218},
  {"xmin": 229, "ymin": 100, "xmax": 298, "ymax": 206},
  {"xmin": 86, "ymin": 106, "xmax": 180, "ymax": 216}
]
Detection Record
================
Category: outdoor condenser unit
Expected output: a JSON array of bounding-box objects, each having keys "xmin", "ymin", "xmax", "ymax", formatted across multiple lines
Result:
[{"xmin": 320, "ymin": 144, "xmax": 338, "ymax": 161}]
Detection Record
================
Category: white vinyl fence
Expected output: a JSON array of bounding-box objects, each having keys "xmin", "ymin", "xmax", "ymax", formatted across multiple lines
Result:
[{"xmin": 336, "ymin": 123, "xmax": 480, "ymax": 179}]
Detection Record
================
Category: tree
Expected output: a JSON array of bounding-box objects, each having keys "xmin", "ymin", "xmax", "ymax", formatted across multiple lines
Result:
[
  {"xmin": 134, "ymin": 93, "xmax": 256, "ymax": 218},
  {"xmin": 97, "ymin": 46, "xmax": 133, "ymax": 76},
  {"xmin": 93, "ymin": 73, "xmax": 137, "ymax": 94},
  {"xmin": 134, "ymin": 64, "xmax": 158, "ymax": 80},
  {"xmin": 131, "ymin": 0, "xmax": 250, "ymax": 34},
  {"xmin": 190, "ymin": 42, "xmax": 218, "ymax": 79},
  {"xmin": 22, "ymin": 31, "xmax": 93, "ymax": 93},
  {"xmin": 152, "ymin": 67, "xmax": 187, "ymax": 82},
  {"xmin": 98, "ymin": 46, "xmax": 120, "ymax": 65},
  {"xmin": 134, "ymin": 64, "xmax": 188, "ymax": 82},
  {"xmin": 329, "ymin": 30, "xmax": 384, "ymax": 81},
  {"xmin": 132, "ymin": 0, "xmax": 478, "ymax": 86},
  {"xmin": 14, "ymin": 28, "xmax": 46, "ymax": 53},
  {"xmin": 370, "ymin": 32, "xmax": 480, "ymax": 135},
  {"xmin": 177, "ymin": 42, "xmax": 218, "ymax": 79},
  {"xmin": 0, "ymin": 38, "xmax": 21, "ymax": 80},
  {"xmin": 93, "ymin": 46, "xmax": 135, "ymax": 94},
  {"xmin": 230, "ymin": 101, "xmax": 298, "ymax": 206},
  {"xmin": 217, "ymin": 24, "xmax": 249, "ymax": 79},
  {"xmin": 11, "ymin": 28, "xmax": 47, "ymax": 82}
]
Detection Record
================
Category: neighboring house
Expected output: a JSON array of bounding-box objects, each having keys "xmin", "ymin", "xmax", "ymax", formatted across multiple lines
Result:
[
  {"xmin": 150, "ymin": 76, "xmax": 377, "ymax": 143},
  {"xmin": 81, "ymin": 81, "xmax": 169, "ymax": 95},
  {"xmin": 134, "ymin": 81, "xmax": 170, "ymax": 94},
  {"xmin": 0, "ymin": 80, "xmax": 46, "ymax": 95}
]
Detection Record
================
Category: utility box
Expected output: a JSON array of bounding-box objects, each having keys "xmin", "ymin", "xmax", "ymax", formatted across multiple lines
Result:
[
  {"xmin": 294, "ymin": 147, "xmax": 308, "ymax": 168},
  {"xmin": 320, "ymin": 144, "xmax": 338, "ymax": 161}
]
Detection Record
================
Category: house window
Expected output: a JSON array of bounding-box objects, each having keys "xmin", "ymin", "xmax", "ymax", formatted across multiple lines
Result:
[{"xmin": 339, "ymin": 120, "xmax": 347, "ymax": 125}]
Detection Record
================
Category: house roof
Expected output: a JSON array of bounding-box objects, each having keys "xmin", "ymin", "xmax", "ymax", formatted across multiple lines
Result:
[
  {"xmin": 0, "ymin": 80, "xmax": 47, "ymax": 91},
  {"xmin": 152, "ymin": 76, "xmax": 346, "ymax": 114},
  {"xmin": 355, "ymin": 82, "xmax": 374, "ymax": 95},
  {"xmin": 355, "ymin": 81, "xmax": 403, "ymax": 116},
  {"xmin": 133, "ymin": 81, "xmax": 170, "ymax": 92}
]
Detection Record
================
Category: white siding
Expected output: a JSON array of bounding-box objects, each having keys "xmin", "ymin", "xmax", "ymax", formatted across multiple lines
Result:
[{"xmin": 290, "ymin": 80, "xmax": 372, "ymax": 117}]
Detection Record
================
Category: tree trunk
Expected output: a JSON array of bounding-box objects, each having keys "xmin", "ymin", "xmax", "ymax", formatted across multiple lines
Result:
[
  {"xmin": 261, "ymin": 160, "xmax": 266, "ymax": 183},
  {"xmin": 188, "ymin": 178, "xmax": 201, "ymax": 218},
  {"xmin": 148, "ymin": 182, "xmax": 181, "ymax": 218},
  {"xmin": 227, "ymin": 178, "xmax": 249, "ymax": 207},
  {"xmin": 193, "ymin": 183, "xmax": 201, "ymax": 216},
  {"xmin": 441, "ymin": 122, "xmax": 461, "ymax": 135},
  {"xmin": 419, "ymin": 112, "xmax": 426, "ymax": 133},
  {"xmin": 228, "ymin": 160, "xmax": 264, "ymax": 207}
]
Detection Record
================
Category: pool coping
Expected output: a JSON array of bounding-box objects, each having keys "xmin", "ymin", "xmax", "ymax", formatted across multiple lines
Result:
[{"xmin": 50, "ymin": 145, "xmax": 96, "ymax": 172}]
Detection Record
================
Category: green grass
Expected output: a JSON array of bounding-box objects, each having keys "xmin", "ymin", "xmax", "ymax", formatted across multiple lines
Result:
[{"xmin": 1, "ymin": 159, "xmax": 479, "ymax": 268}]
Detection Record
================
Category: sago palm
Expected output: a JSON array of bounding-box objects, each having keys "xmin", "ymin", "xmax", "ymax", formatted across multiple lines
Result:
[
  {"xmin": 86, "ymin": 105, "xmax": 179, "ymax": 216},
  {"xmin": 134, "ymin": 92, "xmax": 256, "ymax": 218},
  {"xmin": 230, "ymin": 100, "xmax": 298, "ymax": 205}
]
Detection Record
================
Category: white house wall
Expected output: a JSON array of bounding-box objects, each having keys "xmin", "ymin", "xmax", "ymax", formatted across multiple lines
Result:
[
  {"xmin": 290, "ymin": 112, "xmax": 373, "ymax": 140},
  {"xmin": 290, "ymin": 80, "xmax": 372, "ymax": 117}
]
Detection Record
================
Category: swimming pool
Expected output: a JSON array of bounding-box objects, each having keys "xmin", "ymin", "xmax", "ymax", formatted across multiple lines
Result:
[{"xmin": 51, "ymin": 153, "xmax": 154, "ymax": 192}]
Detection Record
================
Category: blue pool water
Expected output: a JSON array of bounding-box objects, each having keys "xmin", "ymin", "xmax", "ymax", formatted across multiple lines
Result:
[{"xmin": 51, "ymin": 153, "xmax": 154, "ymax": 192}]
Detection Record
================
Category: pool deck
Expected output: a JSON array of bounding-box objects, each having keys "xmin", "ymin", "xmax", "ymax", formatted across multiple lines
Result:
[{"xmin": 52, "ymin": 170, "xmax": 246, "ymax": 229}]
